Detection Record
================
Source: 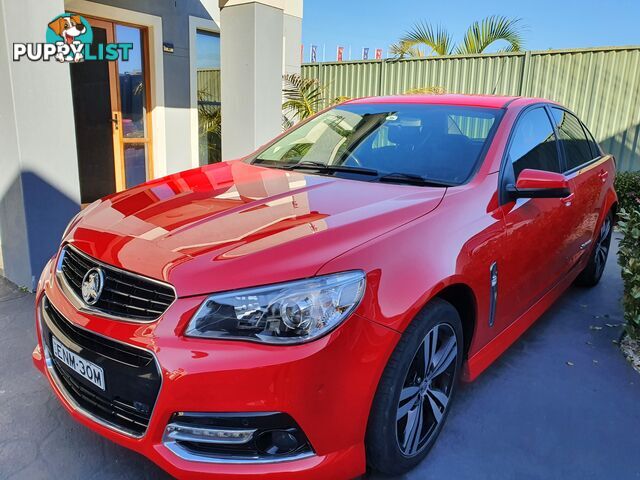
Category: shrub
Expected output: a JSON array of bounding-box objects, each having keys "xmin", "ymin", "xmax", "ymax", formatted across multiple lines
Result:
[
  {"xmin": 614, "ymin": 171, "xmax": 640, "ymax": 213},
  {"xmin": 618, "ymin": 207, "xmax": 640, "ymax": 340}
]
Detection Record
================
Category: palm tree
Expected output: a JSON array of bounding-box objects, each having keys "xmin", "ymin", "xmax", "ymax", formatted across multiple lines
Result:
[
  {"xmin": 282, "ymin": 73, "xmax": 348, "ymax": 128},
  {"xmin": 282, "ymin": 73, "xmax": 326, "ymax": 127},
  {"xmin": 197, "ymin": 89, "xmax": 222, "ymax": 163},
  {"xmin": 393, "ymin": 15, "xmax": 524, "ymax": 58},
  {"xmin": 457, "ymin": 16, "xmax": 524, "ymax": 54}
]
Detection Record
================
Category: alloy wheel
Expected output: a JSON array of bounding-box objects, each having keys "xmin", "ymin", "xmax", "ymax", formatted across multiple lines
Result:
[
  {"xmin": 594, "ymin": 215, "xmax": 612, "ymax": 277},
  {"xmin": 395, "ymin": 323, "xmax": 458, "ymax": 457}
]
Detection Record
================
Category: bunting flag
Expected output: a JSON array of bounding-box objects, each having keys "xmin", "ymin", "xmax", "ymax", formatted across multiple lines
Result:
[
  {"xmin": 375, "ymin": 48, "xmax": 383, "ymax": 60},
  {"xmin": 362, "ymin": 47, "xmax": 369, "ymax": 60},
  {"xmin": 311, "ymin": 45, "xmax": 317, "ymax": 63},
  {"xmin": 337, "ymin": 46, "xmax": 344, "ymax": 62}
]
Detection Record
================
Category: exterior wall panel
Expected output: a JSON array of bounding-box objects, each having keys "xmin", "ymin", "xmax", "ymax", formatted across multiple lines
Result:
[{"xmin": 302, "ymin": 47, "xmax": 640, "ymax": 170}]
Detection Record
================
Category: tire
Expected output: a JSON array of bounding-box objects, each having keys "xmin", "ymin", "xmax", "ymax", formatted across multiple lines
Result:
[
  {"xmin": 575, "ymin": 210, "xmax": 613, "ymax": 287},
  {"xmin": 366, "ymin": 298, "xmax": 464, "ymax": 476}
]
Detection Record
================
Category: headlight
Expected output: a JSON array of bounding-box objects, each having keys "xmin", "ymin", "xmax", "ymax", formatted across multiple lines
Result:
[{"xmin": 185, "ymin": 271, "xmax": 366, "ymax": 344}]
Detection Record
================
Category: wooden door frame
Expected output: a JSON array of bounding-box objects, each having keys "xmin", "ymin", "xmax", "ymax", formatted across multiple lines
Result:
[{"xmin": 72, "ymin": 14, "xmax": 154, "ymax": 192}]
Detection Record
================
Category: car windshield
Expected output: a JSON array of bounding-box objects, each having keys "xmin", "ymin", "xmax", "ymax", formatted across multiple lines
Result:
[{"xmin": 252, "ymin": 103, "xmax": 502, "ymax": 186}]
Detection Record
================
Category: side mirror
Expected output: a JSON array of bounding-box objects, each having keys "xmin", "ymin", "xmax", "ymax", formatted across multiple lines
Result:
[{"xmin": 506, "ymin": 168, "xmax": 571, "ymax": 199}]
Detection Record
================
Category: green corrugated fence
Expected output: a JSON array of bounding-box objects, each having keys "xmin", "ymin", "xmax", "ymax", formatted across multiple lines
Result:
[
  {"xmin": 301, "ymin": 46, "xmax": 640, "ymax": 171},
  {"xmin": 197, "ymin": 68, "xmax": 221, "ymax": 102}
]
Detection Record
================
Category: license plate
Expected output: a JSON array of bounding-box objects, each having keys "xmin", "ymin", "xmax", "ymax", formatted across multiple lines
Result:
[{"xmin": 52, "ymin": 336, "xmax": 105, "ymax": 391}]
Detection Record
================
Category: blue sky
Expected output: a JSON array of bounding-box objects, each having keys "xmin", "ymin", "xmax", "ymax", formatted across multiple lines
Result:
[
  {"xmin": 196, "ymin": 31, "xmax": 221, "ymax": 69},
  {"xmin": 302, "ymin": 0, "xmax": 640, "ymax": 62},
  {"xmin": 116, "ymin": 24, "xmax": 142, "ymax": 73}
]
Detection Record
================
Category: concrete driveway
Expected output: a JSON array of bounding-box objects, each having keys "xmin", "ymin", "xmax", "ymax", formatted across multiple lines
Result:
[{"xmin": 1, "ymin": 236, "xmax": 639, "ymax": 480}]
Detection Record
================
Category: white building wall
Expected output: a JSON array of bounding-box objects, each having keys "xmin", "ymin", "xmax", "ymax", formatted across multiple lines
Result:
[
  {"xmin": 220, "ymin": 0, "xmax": 303, "ymax": 160},
  {"xmin": 0, "ymin": 0, "xmax": 81, "ymax": 288}
]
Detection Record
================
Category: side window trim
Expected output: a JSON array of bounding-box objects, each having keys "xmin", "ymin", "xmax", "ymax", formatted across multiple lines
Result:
[
  {"xmin": 543, "ymin": 104, "xmax": 568, "ymax": 172},
  {"xmin": 581, "ymin": 121, "xmax": 602, "ymax": 160}
]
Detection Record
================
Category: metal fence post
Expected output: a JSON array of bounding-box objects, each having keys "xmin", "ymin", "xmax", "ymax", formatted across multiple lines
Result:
[
  {"xmin": 379, "ymin": 60, "xmax": 386, "ymax": 96},
  {"xmin": 519, "ymin": 50, "xmax": 532, "ymax": 96},
  {"xmin": 317, "ymin": 63, "xmax": 326, "ymax": 107}
]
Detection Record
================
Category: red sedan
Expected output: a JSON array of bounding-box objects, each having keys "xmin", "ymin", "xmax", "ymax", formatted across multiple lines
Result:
[{"xmin": 33, "ymin": 94, "xmax": 617, "ymax": 479}]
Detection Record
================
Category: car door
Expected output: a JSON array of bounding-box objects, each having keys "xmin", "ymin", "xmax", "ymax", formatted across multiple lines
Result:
[
  {"xmin": 498, "ymin": 106, "xmax": 575, "ymax": 321},
  {"xmin": 549, "ymin": 107, "xmax": 604, "ymax": 266}
]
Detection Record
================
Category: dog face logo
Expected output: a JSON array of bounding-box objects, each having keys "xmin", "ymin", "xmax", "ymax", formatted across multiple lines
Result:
[
  {"xmin": 45, "ymin": 13, "xmax": 93, "ymax": 63},
  {"xmin": 48, "ymin": 15, "xmax": 86, "ymax": 43}
]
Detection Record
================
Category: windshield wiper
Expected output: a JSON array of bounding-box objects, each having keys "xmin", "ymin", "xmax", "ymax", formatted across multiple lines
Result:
[
  {"xmin": 279, "ymin": 160, "xmax": 379, "ymax": 176},
  {"xmin": 375, "ymin": 172, "xmax": 452, "ymax": 187},
  {"xmin": 254, "ymin": 159, "xmax": 450, "ymax": 186}
]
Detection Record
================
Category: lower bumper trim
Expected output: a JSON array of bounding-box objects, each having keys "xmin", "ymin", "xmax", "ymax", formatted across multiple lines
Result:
[{"xmin": 163, "ymin": 440, "xmax": 315, "ymax": 465}]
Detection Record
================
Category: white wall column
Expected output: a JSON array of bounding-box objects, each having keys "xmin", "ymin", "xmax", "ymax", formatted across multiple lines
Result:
[
  {"xmin": 0, "ymin": 0, "xmax": 81, "ymax": 288},
  {"xmin": 283, "ymin": 0, "xmax": 303, "ymax": 76},
  {"xmin": 219, "ymin": 0, "xmax": 303, "ymax": 160}
]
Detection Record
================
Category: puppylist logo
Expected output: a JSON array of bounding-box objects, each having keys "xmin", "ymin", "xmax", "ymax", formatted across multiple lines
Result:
[{"xmin": 13, "ymin": 13, "xmax": 132, "ymax": 63}]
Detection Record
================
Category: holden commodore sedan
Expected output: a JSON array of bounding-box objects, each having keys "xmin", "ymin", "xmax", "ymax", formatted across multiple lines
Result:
[{"xmin": 33, "ymin": 94, "xmax": 616, "ymax": 479}]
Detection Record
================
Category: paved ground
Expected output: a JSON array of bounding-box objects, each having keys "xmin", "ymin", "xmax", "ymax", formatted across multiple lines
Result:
[{"xmin": 1, "ymin": 236, "xmax": 638, "ymax": 480}]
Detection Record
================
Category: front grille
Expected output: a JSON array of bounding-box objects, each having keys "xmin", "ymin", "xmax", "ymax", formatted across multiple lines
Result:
[
  {"xmin": 42, "ymin": 297, "xmax": 162, "ymax": 437},
  {"xmin": 58, "ymin": 245, "xmax": 175, "ymax": 321}
]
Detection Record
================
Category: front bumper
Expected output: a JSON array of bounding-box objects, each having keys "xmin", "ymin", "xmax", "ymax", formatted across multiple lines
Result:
[{"xmin": 32, "ymin": 258, "xmax": 399, "ymax": 479}]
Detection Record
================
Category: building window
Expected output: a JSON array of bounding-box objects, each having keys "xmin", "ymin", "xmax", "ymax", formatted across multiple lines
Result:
[{"xmin": 196, "ymin": 30, "xmax": 221, "ymax": 164}]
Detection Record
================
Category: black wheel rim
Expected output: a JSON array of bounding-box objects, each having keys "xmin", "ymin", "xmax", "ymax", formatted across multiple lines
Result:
[
  {"xmin": 594, "ymin": 215, "xmax": 612, "ymax": 277},
  {"xmin": 395, "ymin": 323, "xmax": 457, "ymax": 457}
]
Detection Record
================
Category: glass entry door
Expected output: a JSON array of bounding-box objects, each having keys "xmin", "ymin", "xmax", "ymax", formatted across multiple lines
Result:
[
  {"xmin": 70, "ymin": 16, "xmax": 152, "ymax": 203},
  {"xmin": 115, "ymin": 23, "xmax": 152, "ymax": 189}
]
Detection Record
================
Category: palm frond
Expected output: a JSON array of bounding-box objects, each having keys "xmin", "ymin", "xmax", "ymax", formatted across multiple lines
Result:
[
  {"xmin": 282, "ymin": 114, "xmax": 294, "ymax": 130},
  {"xmin": 199, "ymin": 108, "xmax": 221, "ymax": 135},
  {"xmin": 456, "ymin": 15, "xmax": 524, "ymax": 55},
  {"xmin": 197, "ymin": 89, "xmax": 221, "ymax": 135},
  {"xmin": 403, "ymin": 86, "xmax": 446, "ymax": 95},
  {"xmin": 282, "ymin": 73, "xmax": 325, "ymax": 122},
  {"xmin": 330, "ymin": 96, "xmax": 350, "ymax": 105},
  {"xmin": 399, "ymin": 22, "xmax": 454, "ymax": 56},
  {"xmin": 280, "ymin": 74, "xmax": 351, "ymax": 128},
  {"xmin": 389, "ymin": 41, "xmax": 423, "ymax": 59}
]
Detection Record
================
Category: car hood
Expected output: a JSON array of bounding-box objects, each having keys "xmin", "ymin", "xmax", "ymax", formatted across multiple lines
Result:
[{"xmin": 68, "ymin": 161, "xmax": 445, "ymax": 297}]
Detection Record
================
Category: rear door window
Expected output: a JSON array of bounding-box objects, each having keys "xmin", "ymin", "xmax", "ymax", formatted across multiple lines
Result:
[
  {"xmin": 550, "ymin": 108, "xmax": 594, "ymax": 171},
  {"xmin": 583, "ymin": 124, "xmax": 602, "ymax": 159},
  {"xmin": 508, "ymin": 107, "xmax": 561, "ymax": 179}
]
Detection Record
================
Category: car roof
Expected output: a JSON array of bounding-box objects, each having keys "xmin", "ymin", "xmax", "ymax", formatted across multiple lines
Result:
[{"xmin": 344, "ymin": 94, "xmax": 552, "ymax": 109}]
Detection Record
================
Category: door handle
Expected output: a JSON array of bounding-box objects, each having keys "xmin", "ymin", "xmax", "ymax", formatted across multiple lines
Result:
[
  {"xmin": 598, "ymin": 170, "xmax": 609, "ymax": 183},
  {"xmin": 562, "ymin": 192, "xmax": 575, "ymax": 207}
]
